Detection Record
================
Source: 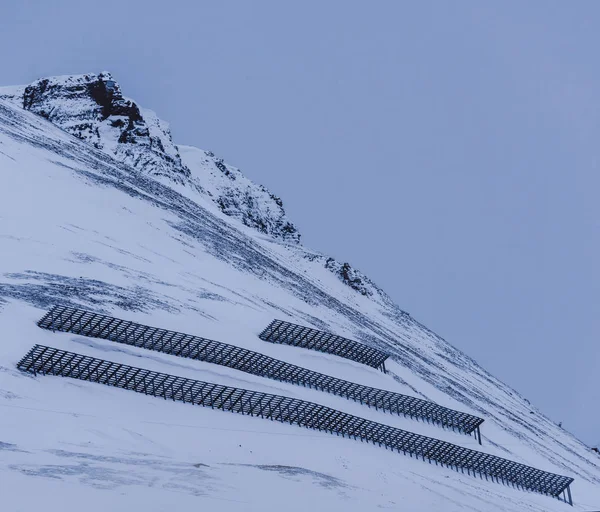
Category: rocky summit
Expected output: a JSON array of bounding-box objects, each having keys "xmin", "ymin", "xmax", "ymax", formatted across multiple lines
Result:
[{"xmin": 0, "ymin": 72, "xmax": 300, "ymax": 243}]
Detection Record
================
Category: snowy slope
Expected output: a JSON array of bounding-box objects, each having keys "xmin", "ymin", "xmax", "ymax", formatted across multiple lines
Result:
[{"xmin": 0, "ymin": 86, "xmax": 599, "ymax": 511}]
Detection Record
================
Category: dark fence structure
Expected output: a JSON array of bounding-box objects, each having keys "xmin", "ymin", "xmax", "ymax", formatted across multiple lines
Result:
[
  {"xmin": 17, "ymin": 344, "xmax": 574, "ymax": 505},
  {"xmin": 37, "ymin": 305, "xmax": 483, "ymax": 440},
  {"xmin": 259, "ymin": 319, "xmax": 390, "ymax": 371}
]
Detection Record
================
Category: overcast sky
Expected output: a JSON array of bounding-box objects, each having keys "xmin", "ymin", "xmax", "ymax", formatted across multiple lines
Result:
[{"xmin": 1, "ymin": 1, "xmax": 598, "ymax": 446}]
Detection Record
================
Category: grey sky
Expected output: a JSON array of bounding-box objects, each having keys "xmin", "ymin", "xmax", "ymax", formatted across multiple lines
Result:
[{"xmin": 2, "ymin": 1, "xmax": 598, "ymax": 445}]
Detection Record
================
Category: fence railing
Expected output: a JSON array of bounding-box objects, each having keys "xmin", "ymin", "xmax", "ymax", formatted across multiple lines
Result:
[
  {"xmin": 37, "ymin": 305, "xmax": 483, "ymax": 438},
  {"xmin": 259, "ymin": 319, "xmax": 390, "ymax": 371},
  {"xmin": 16, "ymin": 344, "xmax": 573, "ymax": 505}
]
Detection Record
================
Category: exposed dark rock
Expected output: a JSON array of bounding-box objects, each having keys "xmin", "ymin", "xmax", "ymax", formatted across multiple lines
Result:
[{"xmin": 17, "ymin": 73, "xmax": 190, "ymax": 183}]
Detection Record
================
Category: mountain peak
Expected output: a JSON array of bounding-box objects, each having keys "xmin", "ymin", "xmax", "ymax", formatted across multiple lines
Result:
[
  {"xmin": 0, "ymin": 72, "xmax": 301, "ymax": 243},
  {"xmin": 1, "ymin": 72, "xmax": 190, "ymax": 184}
]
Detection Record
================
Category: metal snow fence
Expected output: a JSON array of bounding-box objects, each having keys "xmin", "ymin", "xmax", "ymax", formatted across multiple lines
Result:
[
  {"xmin": 16, "ymin": 344, "xmax": 574, "ymax": 505},
  {"xmin": 259, "ymin": 319, "xmax": 390, "ymax": 371},
  {"xmin": 37, "ymin": 305, "xmax": 483, "ymax": 439}
]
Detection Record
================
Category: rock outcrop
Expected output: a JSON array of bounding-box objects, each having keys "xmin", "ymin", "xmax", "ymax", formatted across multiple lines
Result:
[
  {"xmin": 179, "ymin": 145, "xmax": 300, "ymax": 243},
  {"xmin": 1, "ymin": 72, "xmax": 189, "ymax": 183}
]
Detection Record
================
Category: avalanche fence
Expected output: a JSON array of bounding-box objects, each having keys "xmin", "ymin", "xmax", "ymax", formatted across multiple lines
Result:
[
  {"xmin": 37, "ymin": 305, "xmax": 483, "ymax": 439},
  {"xmin": 259, "ymin": 319, "xmax": 390, "ymax": 371},
  {"xmin": 17, "ymin": 344, "xmax": 574, "ymax": 504}
]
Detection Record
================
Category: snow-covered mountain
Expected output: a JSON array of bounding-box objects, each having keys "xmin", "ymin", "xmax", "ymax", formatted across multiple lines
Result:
[{"xmin": 0, "ymin": 73, "xmax": 598, "ymax": 512}]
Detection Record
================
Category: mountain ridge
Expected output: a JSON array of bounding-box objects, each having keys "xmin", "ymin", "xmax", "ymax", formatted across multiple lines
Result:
[
  {"xmin": 0, "ymin": 72, "xmax": 387, "ymax": 295},
  {"xmin": 0, "ymin": 72, "xmax": 302, "ymax": 244}
]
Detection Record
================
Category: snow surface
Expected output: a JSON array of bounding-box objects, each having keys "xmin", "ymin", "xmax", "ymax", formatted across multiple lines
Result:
[{"xmin": 0, "ymin": 94, "xmax": 599, "ymax": 511}]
